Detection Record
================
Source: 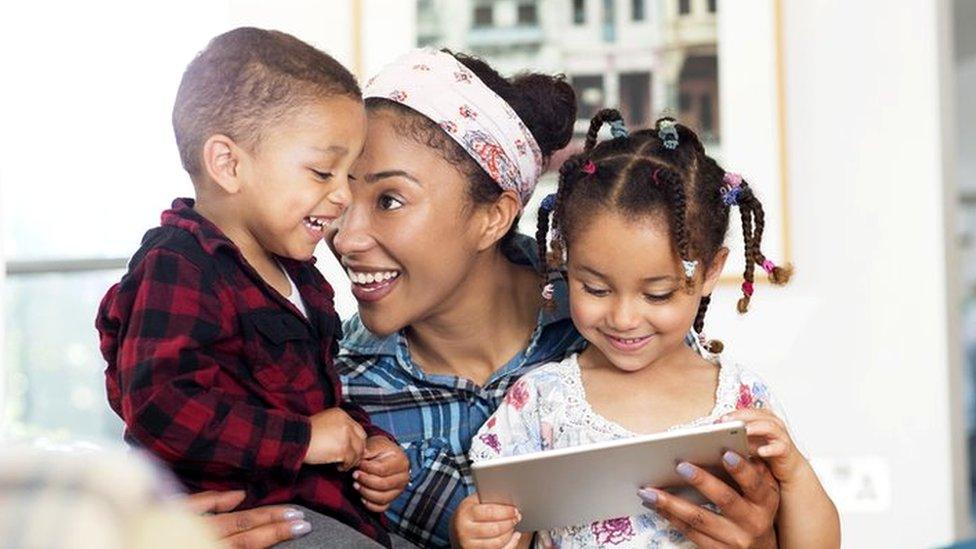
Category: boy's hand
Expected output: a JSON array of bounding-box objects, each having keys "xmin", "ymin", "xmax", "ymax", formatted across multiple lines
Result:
[
  {"xmin": 451, "ymin": 494, "xmax": 523, "ymax": 549},
  {"xmin": 724, "ymin": 408, "xmax": 805, "ymax": 484},
  {"xmin": 304, "ymin": 408, "xmax": 367, "ymax": 470},
  {"xmin": 353, "ymin": 436, "xmax": 410, "ymax": 513}
]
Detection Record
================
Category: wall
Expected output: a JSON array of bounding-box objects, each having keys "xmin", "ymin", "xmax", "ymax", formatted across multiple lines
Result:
[{"xmin": 707, "ymin": 0, "xmax": 964, "ymax": 546}]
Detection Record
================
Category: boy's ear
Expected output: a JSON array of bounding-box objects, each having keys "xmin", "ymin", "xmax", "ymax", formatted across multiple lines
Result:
[
  {"xmin": 475, "ymin": 189, "xmax": 521, "ymax": 251},
  {"xmin": 701, "ymin": 247, "xmax": 729, "ymax": 296},
  {"xmin": 201, "ymin": 134, "xmax": 244, "ymax": 194}
]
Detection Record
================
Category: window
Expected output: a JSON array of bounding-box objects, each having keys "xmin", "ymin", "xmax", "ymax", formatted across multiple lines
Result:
[
  {"xmin": 620, "ymin": 72, "xmax": 651, "ymax": 127},
  {"xmin": 517, "ymin": 3, "xmax": 539, "ymax": 26},
  {"xmin": 678, "ymin": 0, "xmax": 691, "ymax": 15},
  {"xmin": 708, "ymin": 0, "xmax": 718, "ymax": 13},
  {"xmin": 0, "ymin": 2, "xmax": 233, "ymax": 441},
  {"xmin": 473, "ymin": 5, "xmax": 494, "ymax": 28},
  {"xmin": 632, "ymin": 0, "xmax": 645, "ymax": 21},
  {"xmin": 573, "ymin": 0, "xmax": 586, "ymax": 24},
  {"xmin": 700, "ymin": 93, "xmax": 714, "ymax": 133},
  {"xmin": 602, "ymin": 0, "xmax": 616, "ymax": 42},
  {"xmin": 678, "ymin": 92, "xmax": 691, "ymax": 112},
  {"xmin": 571, "ymin": 75, "xmax": 605, "ymax": 120}
]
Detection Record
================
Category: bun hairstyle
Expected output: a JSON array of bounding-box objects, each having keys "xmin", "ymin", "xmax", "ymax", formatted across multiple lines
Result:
[
  {"xmin": 366, "ymin": 50, "xmax": 577, "ymax": 252},
  {"xmin": 537, "ymin": 108, "xmax": 792, "ymax": 353}
]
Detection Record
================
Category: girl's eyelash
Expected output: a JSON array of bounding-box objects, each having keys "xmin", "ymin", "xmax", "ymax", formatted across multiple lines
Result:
[
  {"xmin": 582, "ymin": 284, "xmax": 609, "ymax": 297},
  {"xmin": 312, "ymin": 169, "xmax": 333, "ymax": 179},
  {"xmin": 644, "ymin": 292, "xmax": 675, "ymax": 302}
]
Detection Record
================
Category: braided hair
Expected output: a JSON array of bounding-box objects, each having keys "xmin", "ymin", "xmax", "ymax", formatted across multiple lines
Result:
[{"xmin": 536, "ymin": 109, "xmax": 792, "ymax": 353}]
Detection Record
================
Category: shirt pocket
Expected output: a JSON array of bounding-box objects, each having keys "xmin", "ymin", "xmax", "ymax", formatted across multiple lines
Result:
[
  {"xmin": 402, "ymin": 436, "xmax": 471, "ymax": 490},
  {"xmin": 243, "ymin": 310, "xmax": 318, "ymax": 393}
]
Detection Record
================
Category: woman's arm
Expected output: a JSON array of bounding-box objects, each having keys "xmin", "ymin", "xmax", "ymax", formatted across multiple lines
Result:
[
  {"xmin": 640, "ymin": 452, "xmax": 781, "ymax": 548},
  {"xmin": 726, "ymin": 408, "xmax": 840, "ymax": 548}
]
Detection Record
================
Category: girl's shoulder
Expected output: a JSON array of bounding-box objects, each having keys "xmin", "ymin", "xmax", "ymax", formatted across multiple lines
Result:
[
  {"xmin": 714, "ymin": 359, "xmax": 786, "ymax": 419},
  {"xmin": 516, "ymin": 353, "xmax": 584, "ymax": 394}
]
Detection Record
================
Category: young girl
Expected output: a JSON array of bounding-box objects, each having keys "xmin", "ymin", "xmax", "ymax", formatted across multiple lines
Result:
[{"xmin": 457, "ymin": 110, "xmax": 840, "ymax": 548}]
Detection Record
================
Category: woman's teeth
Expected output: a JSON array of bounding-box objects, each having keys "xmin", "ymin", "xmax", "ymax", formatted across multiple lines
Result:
[
  {"xmin": 347, "ymin": 269, "xmax": 400, "ymax": 285},
  {"xmin": 303, "ymin": 216, "xmax": 330, "ymax": 233}
]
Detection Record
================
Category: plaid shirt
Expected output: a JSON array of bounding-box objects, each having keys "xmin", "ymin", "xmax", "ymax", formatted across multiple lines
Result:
[
  {"xmin": 97, "ymin": 198, "xmax": 392, "ymax": 547},
  {"xmin": 337, "ymin": 235, "xmax": 586, "ymax": 547}
]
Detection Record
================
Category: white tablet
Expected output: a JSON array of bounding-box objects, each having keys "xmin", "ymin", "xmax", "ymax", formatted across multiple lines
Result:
[{"xmin": 471, "ymin": 420, "xmax": 749, "ymax": 532}]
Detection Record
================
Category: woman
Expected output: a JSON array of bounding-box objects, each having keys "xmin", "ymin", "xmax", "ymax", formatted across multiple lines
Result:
[{"xmin": 333, "ymin": 48, "xmax": 782, "ymax": 548}]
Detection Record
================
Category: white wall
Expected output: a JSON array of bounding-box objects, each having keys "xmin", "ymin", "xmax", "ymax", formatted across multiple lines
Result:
[{"xmin": 707, "ymin": 0, "xmax": 964, "ymax": 546}]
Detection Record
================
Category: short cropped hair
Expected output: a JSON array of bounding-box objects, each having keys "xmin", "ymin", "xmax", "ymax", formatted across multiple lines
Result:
[{"xmin": 172, "ymin": 27, "xmax": 360, "ymax": 177}]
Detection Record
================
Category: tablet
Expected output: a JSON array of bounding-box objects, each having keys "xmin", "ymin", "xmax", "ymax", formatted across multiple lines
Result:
[{"xmin": 471, "ymin": 420, "xmax": 749, "ymax": 532}]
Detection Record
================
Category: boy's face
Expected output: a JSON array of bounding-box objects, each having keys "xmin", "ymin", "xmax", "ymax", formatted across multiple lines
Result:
[{"xmin": 237, "ymin": 95, "xmax": 366, "ymax": 261}]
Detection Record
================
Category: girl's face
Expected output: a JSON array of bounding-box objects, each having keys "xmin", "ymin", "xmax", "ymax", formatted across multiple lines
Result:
[
  {"xmin": 328, "ymin": 109, "xmax": 488, "ymax": 335},
  {"xmin": 566, "ymin": 208, "xmax": 726, "ymax": 372}
]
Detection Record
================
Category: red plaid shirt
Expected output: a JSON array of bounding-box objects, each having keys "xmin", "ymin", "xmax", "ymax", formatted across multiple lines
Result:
[{"xmin": 97, "ymin": 198, "xmax": 392, "ymax": 547}]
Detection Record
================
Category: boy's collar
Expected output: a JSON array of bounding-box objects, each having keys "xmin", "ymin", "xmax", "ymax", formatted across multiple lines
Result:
[{"xmin": 161, "ymin": 198, "xmax": 317, "ymax": 266}]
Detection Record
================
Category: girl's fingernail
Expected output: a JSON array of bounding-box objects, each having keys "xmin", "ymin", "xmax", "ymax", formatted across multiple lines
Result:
[
  {"xmin": 676, "ymin": 462, "xmax": 695, "ymax": 480},
  {"xmin": 637, "ymin": 488, "xmax": 658, "ymax": 506},
  {"xmin": 353, "ymin": 482, "xmax": 361, "ymax": 490},
  {"xmin": 723, "ymin": 451, "xmax": 742, "ymax": 467},
  {"xmin": 353, "ymin": 471, "xmax": 360, "ymax": 480},
  {"xmin": 290, "ymin": 520, "xmax": 312, "ymax": 537},
  {"xmin": 282, "ymin": 508, "xmax": 305, "ymax": 521}
]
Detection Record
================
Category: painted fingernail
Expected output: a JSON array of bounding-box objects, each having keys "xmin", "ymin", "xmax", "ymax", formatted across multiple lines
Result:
[
  {"xmin": 290, "ymin": 520, "xmax": 312, "ymax": 537},
  {"xmin": 515, "ymin": 510, "xmax": 522, "ymax": 522},
  {"xmin": 723, "ymin": 451, "xmax": 742, "ymax": 467},
  {"xmin": 637, "ymin": 488, "xmax": 658, "ymax": 507},
  {"xmin": 676, "ymin": 462, "xmax": 695, "ymax": 480},
  {"xmin": 282, "ymin": 508, "xmax": 305, "ymax": 521},
  {"xmin": 353, "ymin": 482, "xmax": 361, "ymax": 490},
  {"xmin": 353, "ymin": 471, "xmax": 361, "ymax": 480}
]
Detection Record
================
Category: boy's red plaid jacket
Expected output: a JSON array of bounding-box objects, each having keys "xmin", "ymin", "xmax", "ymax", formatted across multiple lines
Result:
[{"xmin": 97, "ymin": 198, "xmax": 392, "ymax": 547}]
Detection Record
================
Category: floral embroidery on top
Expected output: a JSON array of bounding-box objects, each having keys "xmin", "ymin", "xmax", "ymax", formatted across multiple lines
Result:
[
  {"xmin": 504, "ymin": 380, "xmax": 530, "ymax": 410},
  {"xmin": 389, "ymin": 90, "xmax": 408, "ymax": 102},
  {"xmin": 591, "ymin": 517, "xmax": 635, "ymax": 545},
  {"xmin": 459, "ymin": 104, "xmax": 477, "ymax": 119}
]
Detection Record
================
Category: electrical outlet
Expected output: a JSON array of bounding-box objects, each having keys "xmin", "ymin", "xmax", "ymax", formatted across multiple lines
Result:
[{"xmin": 809, "ymin": 456, "xmax": 891, "ymax": 513}]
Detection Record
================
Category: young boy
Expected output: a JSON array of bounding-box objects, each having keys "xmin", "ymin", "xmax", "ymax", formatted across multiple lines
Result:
[{"xmin": 96, "ymin": 27, "xmax": 406, "ymax": 547}]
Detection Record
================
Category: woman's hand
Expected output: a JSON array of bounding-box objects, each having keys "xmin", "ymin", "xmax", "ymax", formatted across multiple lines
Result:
[
  {"xmin": 185, "ymin": 490, "xmax": 312, "ymax": 548},
  {"xmin": 638, "ymin": 452, "xmax": 780, "ymax": 548},
  {"xmin": 450, "ymin": 494, "xmax": 523, "ymax": 549},
  {"xmin": 353, "ymin": 435, "xmax": 411, "ymax": 513}
]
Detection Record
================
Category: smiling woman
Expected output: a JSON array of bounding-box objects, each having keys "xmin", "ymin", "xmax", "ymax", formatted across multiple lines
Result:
[{"xmin": 332, "ymin": 48, "xmax": 581, "ymax": 547}]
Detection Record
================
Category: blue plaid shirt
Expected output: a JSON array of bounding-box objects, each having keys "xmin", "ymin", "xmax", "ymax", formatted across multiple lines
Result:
[{"xmin": 337, "ymin": 235, "xmax": 585, "ymax": 547}]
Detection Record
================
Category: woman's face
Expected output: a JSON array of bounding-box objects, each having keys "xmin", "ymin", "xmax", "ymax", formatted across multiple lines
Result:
[{"xmin": 329, "ymin": 109, "xmax": 487, "ymax": 335}]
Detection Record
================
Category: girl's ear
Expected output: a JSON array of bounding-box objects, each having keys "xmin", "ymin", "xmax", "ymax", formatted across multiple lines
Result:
[
  {"xmin": 701, "ymin": 247, "xmax": 729, "ymax": 296},
  {"xmin": 475, "ymin": 189, "xmax": 521, "ymax": 251}
]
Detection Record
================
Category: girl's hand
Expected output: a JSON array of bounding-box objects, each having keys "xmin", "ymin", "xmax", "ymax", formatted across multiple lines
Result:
[
  {"xmin": 723, "ymin": 408, "xmax": 805, "ymax": 484},
  {"xmin": 450, "ymin": 494, "xmax": 523, "ymax": 549},
  {"xmin": 353, "ymin": 436, "xmax": 410, "ymax": 513},
  {"xmin": 639, "ymin": 452, "xmax": 780, "ymax": 548}
]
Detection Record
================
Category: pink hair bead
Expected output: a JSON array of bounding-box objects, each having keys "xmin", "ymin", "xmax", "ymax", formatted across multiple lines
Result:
[
  {"xmin": 742, "ymin": 281, "xmax": 754, "ymax": 297},
  {"xmin": 762, "ymin": 259, "xmax": 776, "ymax": 273}
]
